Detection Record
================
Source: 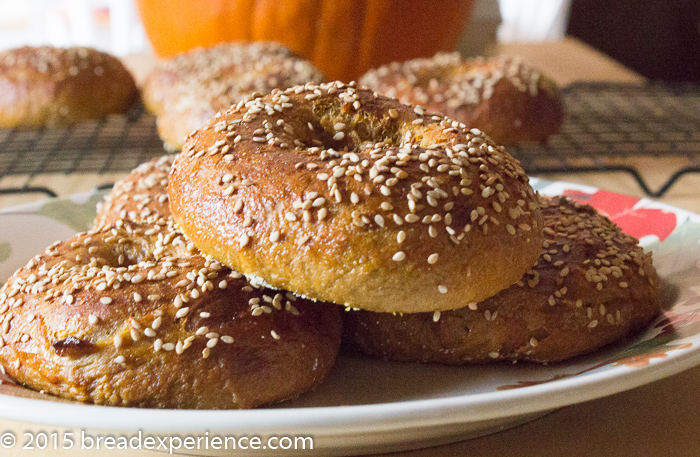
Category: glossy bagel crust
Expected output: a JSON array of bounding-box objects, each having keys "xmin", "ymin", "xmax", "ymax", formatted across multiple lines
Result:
[
  {"xmin": 95, "ymin": 155, "xmax": 175, "ymax": 227},
  {"xmin": 359, "ymin": 53, "xmax": 564, "ymax": 145},
  {"xmin": 143, "ymin": 42, "xmax": 325, "ymax": 150},
  {"xmin": 169, "ymin": 82, "xmax": 544, "ymax": 313},
  {"xmin": 0, "ymin": 46, "xmax": 138, "ymax": 127},
  {"xmin": 0, "ymin": 218, "xmax": 341, "ymax": 408},
  {"xmin": 343, "ymin": 197, "xmax": 661, "ymax": 363}
]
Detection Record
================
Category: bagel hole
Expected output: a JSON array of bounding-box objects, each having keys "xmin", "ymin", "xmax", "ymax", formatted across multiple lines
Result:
[{"xmin": 88, "ymin": 239, "xmax": 155, "ymax": 268}]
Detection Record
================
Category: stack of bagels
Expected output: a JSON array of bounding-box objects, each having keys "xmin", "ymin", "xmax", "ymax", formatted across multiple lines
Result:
[{"xmin": 0, "ymin": 43, "xmax": 660, "ymax": 410}]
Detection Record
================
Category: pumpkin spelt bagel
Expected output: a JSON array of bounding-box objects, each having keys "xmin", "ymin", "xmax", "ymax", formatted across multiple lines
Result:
[
  {"xmin": 343, "ymin": 197, "xmax": 661, "ymax": 363},
  {"xmin": 0, "ymin": 46, "xmax": 138, "ymax": 127},
  {"xmin": 168, "ymin": 82, "xmax": 544, "ymax": 313},
  {"xmin": 359, "ymin": 54, "xmax": 563, "ymax": 145},
  {"xmin": 95, "ymin": 155, "xmax": 175, "ymax": 227},
  {"xmin": 143, "ymin": 42, "xmax": 325, "ymax": 150},
  {"xmin": 0, "ymin": 218, "xmax": 341, "ymax": 408}
]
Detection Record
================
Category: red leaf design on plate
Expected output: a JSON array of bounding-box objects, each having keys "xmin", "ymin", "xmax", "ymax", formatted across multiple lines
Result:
[{"xmin": 562, "ymin": 189, "xmax": 676, "ymax": 241}]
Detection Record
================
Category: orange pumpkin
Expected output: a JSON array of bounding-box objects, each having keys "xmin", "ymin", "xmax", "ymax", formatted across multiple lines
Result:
[{"xmin": 135, "ymin": 0, "xmax": 475, "ymax": 81}]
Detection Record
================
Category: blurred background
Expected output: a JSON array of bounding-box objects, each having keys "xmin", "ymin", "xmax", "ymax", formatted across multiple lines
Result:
[{"xmin": 2, "ymin": 0, "xmax": 698, "ymax": 81}]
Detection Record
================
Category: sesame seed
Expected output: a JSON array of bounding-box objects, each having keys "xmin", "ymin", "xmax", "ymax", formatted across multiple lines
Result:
[
  {"xmin": 88, "ymin": 315, "xmax": 98, "ymax": 325},
  {"xmin": 100, "ymin": 297, "xmax": 112, "ymax": 305},
  {"xmin": 397, "ymin": 231, "xmax": 406, "ymax": 243},
  {"xmin": 114, "ymin": 356, "xmax": 125, "ymax": 364},
  {"xmin": 427, "ymin": 253, "xmax": 439, "ymax": 264},
  {"xmin": 438, "ymin": 285, "xmax": 448, "ymax": 294},
  {"xmin": 271, "ymin": 330, "xmax": 280, "ymax": 340},
  {"xmin": 392, "ymin": 251, "xmax": 406, "ymax": 261},
  {"xmin": 175, "ymin": 307, "xmax": 190, "ymax": 318},
  {"xmin": 433, "ymin": 311, "xmax": 441, "ymax": 322}
]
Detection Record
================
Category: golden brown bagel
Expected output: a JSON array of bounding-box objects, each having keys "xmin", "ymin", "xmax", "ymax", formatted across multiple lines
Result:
[
  {"xmin": 0, "ymin": 46, "xmax": 138, "ymax": 127},
  {"xmin": 0, "ymin": 218, "xmax": 341, "ymax": 408},
  {"xmin": 95, "ymin": 155, "xmax": 175, "ymax": 227},
  {"xmin": 142, "ymin": 42, "xmax": 325, "ymax": 150},
  {"xmin": 343, "ymin": 196, "xmax": 661, "ymax": 363},
  {"xmin": 168, "ymin": 82, "xmax": 544, "ymax": 314},
  {"xmin": 359, "ymin": 54, "xmax": 564, "ymax": 145}
]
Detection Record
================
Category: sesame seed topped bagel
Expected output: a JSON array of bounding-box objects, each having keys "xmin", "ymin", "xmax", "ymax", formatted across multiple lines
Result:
[
  {"xmin": 343, "ymin": 197, "xmax": 661, "ymax": 363},
  {"xmin": 0, "ymin": 46, "xmax": 138, "ymax": 128},
  {"xmin": 0, "ymin": 218, "xmax": 341, "ymax": 408},
  {"xmin": 95, "ymin": 154, "xmax": 175, "ymax": 227},
  {"xmin": 168, "ymin": 82, "xmax": 544, "ymax": 313},
  {"xmin": 359, "ymin": 53, "xmax": 564, "ymax": 145},
  {"xmin": 143, "ymin": 42, "xmax": 325, "ymax": 150}
]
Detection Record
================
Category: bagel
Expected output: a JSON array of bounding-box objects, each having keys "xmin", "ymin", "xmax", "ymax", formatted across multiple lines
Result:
[
  {"xmin": 343, "ymin": 197, "xmax": 661, "ymax": 363},
  {"xmin": 359, "ymin": 53, "xmax": 563, "ymax": 145},
  {"xmin": 142, "ymin": 42, "xmax": 325, "ymax": 150},
  {"xmin": 0, "ymin": 46, "xmax": 138, "ymax": 127},
  {"xmin": 95, "ymin": 155, "xmax": 174, "ymax": 227},
  {"xmin": 168, "ymin": 81, "xmax": 544, "ymax": 314},
  {"xmin": 0, "ymin": 218, "xmax": 341, "ymax": 408}
]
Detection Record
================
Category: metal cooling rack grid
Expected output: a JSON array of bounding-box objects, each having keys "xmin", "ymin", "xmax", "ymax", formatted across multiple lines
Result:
[
  {"xmin": 510, "ymin": 82, "xmax": 700, "ymax": 197},
  {"xmin": 0, "ymin": 111, "xmax": 165, "ymax": 197},
  {"xmin": 0, "ymin": 82, "xmax": 698, "ymax": 199}
]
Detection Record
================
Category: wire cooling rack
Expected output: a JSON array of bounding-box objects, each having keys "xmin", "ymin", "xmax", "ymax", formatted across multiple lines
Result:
[
  {"xmin": 0, "ymin": 82, "xmax": 698, "ymax": 198},
  {"xmin": 510, "ymin": 82, "xmax": 700, "ymax": 197},
  {"xmin": 0, "ymin": 110, "xmax": 165, "ymax": 197}
]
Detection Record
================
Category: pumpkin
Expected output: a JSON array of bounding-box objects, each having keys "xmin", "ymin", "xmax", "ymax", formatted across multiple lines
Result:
[{"xmin": 135, "ymin": 0, "xmax": 475, "ymax": 81}]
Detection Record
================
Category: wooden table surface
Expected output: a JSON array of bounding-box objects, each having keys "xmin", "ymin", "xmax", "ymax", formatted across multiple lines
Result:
[{"xmin": 1, "ymin": 38, "xmax": 699, "ymax": 457}]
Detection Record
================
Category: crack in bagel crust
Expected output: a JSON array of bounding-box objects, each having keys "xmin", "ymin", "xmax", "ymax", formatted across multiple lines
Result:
[
  {"xmin": 169, "ymin": 82, "xmax": 545, "ymax": 314},
  {"xmin": 343, "ymin": 197, "xmax": 661, "ymax": 363},
  {"xmin": 0, "ymin": 218, "xmax": 341, "ymax": 408}
]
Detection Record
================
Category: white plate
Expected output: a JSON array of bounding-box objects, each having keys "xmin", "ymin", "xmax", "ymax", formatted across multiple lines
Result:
[{"xmin": 0, "ymin": 180, "xmax": 699, "ymax": 456}]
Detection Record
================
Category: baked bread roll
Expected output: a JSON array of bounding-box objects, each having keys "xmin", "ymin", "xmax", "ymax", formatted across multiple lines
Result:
[
  {"xmin": 142, "ymin": 42, "xmax": 325, "ymax": 150},
  {"xmin": 343, "ymin": 197, "xmax": 661, "ymax": 363},
  {"xmin": 0, "ymin": 46, "xmax": 138, "ymax": 127},
  {"xmin": 0, "ymin": 218, "xmax": 341, "ymax": 408},
  {"xmin": 359, "ymin": 54, "xmax": 563, "ymax": 145},
  {"xmin": 95, "ymin": 155, "xmax": 174, "ymax": 227},
  {"xmin": 168, "ymin": 82, "xmax": 544, "ymax": 314}
]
